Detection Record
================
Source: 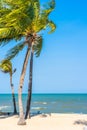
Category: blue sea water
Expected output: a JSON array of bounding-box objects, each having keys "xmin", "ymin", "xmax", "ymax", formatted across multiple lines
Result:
[{"xmin": 0, "ymin": 94, "xmax": 87, "ymax": 114}]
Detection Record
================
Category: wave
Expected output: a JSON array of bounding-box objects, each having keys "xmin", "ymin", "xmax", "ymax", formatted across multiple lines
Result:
[
  {"xmin": 0, "ymin": 106, "xmax": 10, "ymax": 110},
  {"xmin": 31, "ymin": 107, "xmax": 47, "ymax": 110},
  {"xmin": 33, "ymin": 102, "xmax": 47, "ymax": 105},
  {"xmin": 43, "ymin": 102, "xmax": 47, "ymax": 105}
]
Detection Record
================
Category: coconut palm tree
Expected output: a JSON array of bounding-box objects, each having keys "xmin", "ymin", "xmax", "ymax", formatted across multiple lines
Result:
[
  {"xmin": 0, "ymin": 59, "xmax": 17, "ymax": 114},
  {"xmin": 0, "ymin": 0, "xmax": 56, "ymax": 125},
  {"xmin": 25, "ymin": 36, "xmax": 43, "ymax": 119},
  {"xmin": 25, "ymin": 50, "xmax": 34, "ymax": 119}
]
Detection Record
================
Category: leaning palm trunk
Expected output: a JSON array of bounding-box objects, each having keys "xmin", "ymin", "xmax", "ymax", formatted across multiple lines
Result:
[
  {"xmin": 10, "ymin": 74, "xmax": 17, "ymax": 114},
  {"xmin": 25, "ymin": 50, "xmax": 33, "ymax": 119},
  {"xmin": 17, "ymin": 47, "xmax": 30, "ymax": 125}
]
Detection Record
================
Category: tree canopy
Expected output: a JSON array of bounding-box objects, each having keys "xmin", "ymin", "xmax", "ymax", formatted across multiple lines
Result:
[{"xmin": 0, "ymin": 0, "xmax": 56, "ymax": 46}]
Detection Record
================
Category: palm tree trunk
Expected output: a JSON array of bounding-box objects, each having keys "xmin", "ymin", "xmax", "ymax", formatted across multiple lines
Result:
[
  {"xmin": 10, "ymin": 75, "xmax": 17, "ymax": 114},
  {"xmin": 17, "ymin": 47, "xmax": 30, "ymax": 125},
  {"xmin": 25, "ymin": 50, "xmax": 33, "ymax": 119}
]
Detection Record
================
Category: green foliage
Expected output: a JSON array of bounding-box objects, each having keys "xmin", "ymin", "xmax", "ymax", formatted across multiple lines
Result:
[
  {"xmin": 0, "ymin": 0, "xmax": 56, "ymax": 58},
  {"xmin": 33, "ymin": 36, "xmax": 43, "ymax": 57},
  {"xmin": 6, "ymin": 42, "xmax": 25, "ymax": 60},
  {"xmin": 47, "ymin": 20, "xmax": 56, "ymax": 34},
  {"xmin": 0, "ymin": 59, "xmax": 12, "ymax": 74}
]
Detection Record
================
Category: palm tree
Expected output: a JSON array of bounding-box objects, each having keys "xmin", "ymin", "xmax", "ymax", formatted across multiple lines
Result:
[
  {"xmin": 0, "ymin": 59, "xmax": 17, "ymax": 114},
  {"xmin": 0, "ymin": 0, "xmax": 56, "ymax": 125},
  {"xmin": 25, "ymin": 36, "xmax": 43, "ymax": 119},
  {"xmin": 25, "ymin": 50, "xmax": 33, "ymax": 119}
]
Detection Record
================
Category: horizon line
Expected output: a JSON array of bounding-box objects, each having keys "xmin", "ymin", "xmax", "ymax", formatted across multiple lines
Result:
[{"xmin": 0, "ymin": 93, "xmax": 87, "ymax": 94}]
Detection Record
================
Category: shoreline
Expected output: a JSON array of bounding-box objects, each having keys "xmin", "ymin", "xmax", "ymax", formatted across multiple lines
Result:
[{"xmin": 0, "ymin": 113, "xmax": 87, "ymax": 130}]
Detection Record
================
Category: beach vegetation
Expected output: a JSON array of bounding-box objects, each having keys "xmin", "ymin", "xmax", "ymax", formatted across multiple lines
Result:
[
  {"xmin": 0, "ymin": 59, "xmax": 17, "ymax": 114},
  {"xmin": 0, "ymin": 0, "xmax": 56, "ymax": 125}
]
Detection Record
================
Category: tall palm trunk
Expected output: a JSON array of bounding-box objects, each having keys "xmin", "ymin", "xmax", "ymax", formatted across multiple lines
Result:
[
  {"xmin": 17, "ymin": 47, "xmax": 30, "ymax": 125},
  {"xmin": 25, "ymin": 50, "xmax": 33, "ymax": 119},
  {"xmin": 10, "ymin": 74, "xmax": 17, "ymax": 114}
]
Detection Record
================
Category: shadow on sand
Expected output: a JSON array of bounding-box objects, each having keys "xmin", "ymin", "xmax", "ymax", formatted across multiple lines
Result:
[
  {"xmin": 74, "ymin": 120, "xmax": 87, "ymax": 126},
  {"xmin": 0, "ymin": 112, "xmax": 18, "ymax": 119},
  {"xmin": 0, "ymin": 111, "xmax": 43, "ymax": 119}
]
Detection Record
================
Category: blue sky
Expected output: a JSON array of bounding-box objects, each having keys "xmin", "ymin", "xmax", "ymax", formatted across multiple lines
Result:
[{"xmin": 0, "ymin": 0, "xmax": 87, "ymax": 93}]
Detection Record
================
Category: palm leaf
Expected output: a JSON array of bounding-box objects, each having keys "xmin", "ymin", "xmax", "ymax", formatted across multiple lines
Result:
[
  {"xmin": 0, "ymin": 0, "xmax": 56, "ymax": 52},
  {"xmin": 47, "ymin": 20, "xmax": 56, "ymax": 34},
  {"xmin": 0, "ymin": 59, "xmax": 12, "ymax": 73},
  {"xmin": 0, "ymin": 27, "xmax": 23, "ymax": 46},
  {"xmin": 6, "ymin": 42, "xmax": 26, "ymax": 60},
  {"xmin": 33, "ymin": 36, "xmax": 43, "ymax": 57}
]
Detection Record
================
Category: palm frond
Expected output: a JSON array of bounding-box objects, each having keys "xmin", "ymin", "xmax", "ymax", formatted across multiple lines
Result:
[
  {"xmin": 42, "ymin": 0, "xmax": 55, "ymax": 16},
  {"xmin": 0, "ymin": 59, "xmax": 12, "ymax": 73},
  {"xmin": 0, "ymin": 0, "xmax": 56, "ymax": 50},
  {"xmin": 33, "ymin": 36, "xmax": 43, "ymax": 57},
  {"xmin": 0, "ymin": 27, "xmax": 23, "ymax": 46},
  {"xmin": 6, "ymin": 42, "xmax": 25, "ymax": 60},
  {"xmin": 0, "ymin": 0, "xmax": 35, "ymax": 45},
  {"xmin": 47, "ymin": 20, "xmax": 56, "ymax": 34},
  {"xmin": 28, "ymin": 0, "xmax": 56, "ymax": 33}
]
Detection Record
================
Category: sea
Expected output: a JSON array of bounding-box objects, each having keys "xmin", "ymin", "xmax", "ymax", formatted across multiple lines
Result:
[{"xmin": 0, "ymin": 94, "xmax": 87, "ymax": 114}]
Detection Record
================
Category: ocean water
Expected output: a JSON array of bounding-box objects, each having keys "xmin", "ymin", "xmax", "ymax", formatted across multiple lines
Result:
[{"xmin": 0, "ymin": 94, "xmax": 87, "ymax": 114}]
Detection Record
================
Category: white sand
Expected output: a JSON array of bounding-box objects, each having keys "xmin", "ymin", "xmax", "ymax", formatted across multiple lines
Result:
[{"xmin": 0, "ymin": 113, "xmax": 87, "ymax": 130}]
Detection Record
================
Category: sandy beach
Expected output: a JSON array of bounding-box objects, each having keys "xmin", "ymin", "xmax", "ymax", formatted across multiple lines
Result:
[{"xmin": 0, "ymin": 113, "xmax": 87, "ymax": 130}]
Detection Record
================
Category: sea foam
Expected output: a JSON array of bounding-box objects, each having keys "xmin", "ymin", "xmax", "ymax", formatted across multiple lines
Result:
[{"xmin": 0, "ymin": 106, "xmax": 10, "ymax": 111}]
